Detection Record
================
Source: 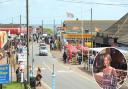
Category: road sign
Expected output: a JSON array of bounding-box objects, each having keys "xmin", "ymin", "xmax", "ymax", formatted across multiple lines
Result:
[
  {"xmin": 0, "ymin": 64, "xmax": 9, "ymax": 84},
  {"xmin": 18, "ymin": 53, "xmax": 27, "ymax": 61}
]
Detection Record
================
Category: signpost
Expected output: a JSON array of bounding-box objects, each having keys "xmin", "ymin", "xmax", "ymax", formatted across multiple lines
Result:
[{"xmin": 0, "ymin": 64, "xmax": 9, "ymax": 89}]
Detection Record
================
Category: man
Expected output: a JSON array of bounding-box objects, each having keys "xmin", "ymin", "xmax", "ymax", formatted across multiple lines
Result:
[
  {"xmin": 16, "ymin": 67, "xmax": 21, "ymax": 82},
  {"xmin": 63, "ymin": 51, "xmax": 67, "ymax": 63}
]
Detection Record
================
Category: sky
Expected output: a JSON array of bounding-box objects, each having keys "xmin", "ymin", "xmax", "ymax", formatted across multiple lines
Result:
[{"xmin": 0, "ymin": 0, "xmax": 128, "ymax": 25}]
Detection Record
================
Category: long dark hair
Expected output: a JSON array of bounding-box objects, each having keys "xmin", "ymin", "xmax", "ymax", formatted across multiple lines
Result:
[{"xmin": 103, "ymin": 54, "xmax": 112, "ymax": 68}]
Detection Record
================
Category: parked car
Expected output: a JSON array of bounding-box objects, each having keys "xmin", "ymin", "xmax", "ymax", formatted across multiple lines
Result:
[
  {"xmin": 39, "ymin": 42, "xmax": 46, "ymax": 47},
  {"xmin": 39, "ymin": 46, "xmax": 48, "ymax": 56}
]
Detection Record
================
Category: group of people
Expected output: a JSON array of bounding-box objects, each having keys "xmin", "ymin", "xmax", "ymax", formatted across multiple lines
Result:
[
  {"xmin": 50, "ymin": 38, "xmax": 62, "ymax": 51},
  {"xmin": 16, "ymin": 67, "xmax": 42, "ymax": 87}
]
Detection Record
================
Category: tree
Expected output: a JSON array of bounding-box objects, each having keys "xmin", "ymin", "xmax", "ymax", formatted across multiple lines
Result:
[{"xmin": 43, "ymin": 28, "xmax": 53, "ymax": 35}]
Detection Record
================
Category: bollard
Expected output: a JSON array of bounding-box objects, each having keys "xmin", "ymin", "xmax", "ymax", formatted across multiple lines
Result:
[
  {"xmin": 52, "ymin": 64, "xmax": 55, "ymax": 89},
  {"xmin": 52, "ymin": 73, "xmax": 55, "ymax": 89}
]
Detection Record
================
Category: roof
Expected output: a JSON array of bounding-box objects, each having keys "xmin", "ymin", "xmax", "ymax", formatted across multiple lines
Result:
[
  {"xmin": 99, "ymin": 13, "xmax": 128, "ymax": 46},
  {"xmin": 0, "ymin": 24, "xmax": 26, "ymax": 28},
  {"xmin": 103, "ymin": 13, "xmax": 128, "ymax": 37},
  {"xmin": 117, "ymin": 35, "xmax": 128, "ymax": 45},
  {"xmin": 63, "ymin": 20, "xmax": 116, "ymax": 32}
]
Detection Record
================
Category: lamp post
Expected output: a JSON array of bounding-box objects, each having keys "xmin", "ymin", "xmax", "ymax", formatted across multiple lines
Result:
[
  {"xmin": 32, "ymin": 28, "xmax": 34, "ymax": 77},
  {"xmin": 26, "ymin": 0, "xmax": 29, "ymax": 82}
]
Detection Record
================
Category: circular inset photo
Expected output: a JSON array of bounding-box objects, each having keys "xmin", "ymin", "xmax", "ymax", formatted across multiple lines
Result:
[{"xmin": 93, "ymin": 47, "xmax": 127, "ymax": 89}]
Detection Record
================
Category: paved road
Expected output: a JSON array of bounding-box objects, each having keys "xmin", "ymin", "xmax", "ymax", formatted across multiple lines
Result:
[{"xmin": 28, "ymin": 42, "xmax": 128, "ymax": 89}]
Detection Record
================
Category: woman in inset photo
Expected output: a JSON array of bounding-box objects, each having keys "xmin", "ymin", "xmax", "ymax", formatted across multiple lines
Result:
[
  {"xmin": 93, "ymin": 48, "xmax": 127, "ymax": 89},
  {"xmin": 102, "ymin": 54, "xmax": 117, "ymax": 89}
]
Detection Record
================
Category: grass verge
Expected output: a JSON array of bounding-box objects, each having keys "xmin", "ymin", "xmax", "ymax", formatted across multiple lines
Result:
[{"xmin": 3, "ymin": 81, "xmax": 24, "ymax": 89}]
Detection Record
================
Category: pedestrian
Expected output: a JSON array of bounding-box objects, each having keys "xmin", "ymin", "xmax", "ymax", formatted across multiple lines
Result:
[
  {"xmin": 29, "ymin": 66, "xmax": 33, "ymax": 78},
  {"xmin": 16, "ymin": 67, "xmax": 21, "ymax": 82},
  {"xmin": 36, "ymin": 67, "xmax": 42, "ymax": 86},
  {"xmin": 51, "ymin": 43, "xmax": 54, "ymax": 50},
  {"xmin": 63, "ymin": 51, "xmax": 67, "ymax": 63}
]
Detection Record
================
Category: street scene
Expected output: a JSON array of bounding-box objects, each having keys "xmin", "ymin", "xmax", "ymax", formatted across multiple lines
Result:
[{"xmin": 0, "ymin": 0, "xmax": 128, "ymax": 89}]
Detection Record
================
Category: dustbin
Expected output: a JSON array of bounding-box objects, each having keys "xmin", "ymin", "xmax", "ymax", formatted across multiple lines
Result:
[{"xmin": 30, "ymin": 77, "xmax": 36, "ymax": 89}]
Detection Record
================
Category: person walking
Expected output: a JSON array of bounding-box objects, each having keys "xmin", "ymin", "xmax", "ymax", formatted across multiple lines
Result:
[
  {"xmin": 36, "ymin": 67, "xmax": 42, "ymax": 86},
  {"xmin": 63, "ymin": 51, "xmax": 67, "ymax": 63},
  {"xmin": 16, "ymin": 67, "xmax": 21, "ymax": 82}
]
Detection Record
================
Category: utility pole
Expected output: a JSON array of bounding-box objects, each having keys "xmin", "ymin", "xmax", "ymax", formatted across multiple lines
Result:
[
  {"xmin": 42, "ymin": 20, "xmax": 43, "ymax": 35},
  {"xmin": 11, "ymin": 17, "xmax": 13, "ymax": 83},
  {"xmin": 81, "ymin": 4, "xmax": 84, "ymax": 64},
  {"xmin": 11, "ymin": 17, "xmax": 13, "ymax": 25},
  {"xmin": 20, "ymin": 15, "xmax": 22, "ymax": 36},
  {"xmin": 91, "ymin": 8, "xmax": 93, "ymax": 48},
  {"xmin": 53, "ymin": 19, "xmax": 55, "ymax": 37},
  {"xmin": 32, "ymin": 27, "xmax": 34, "ymax": 77},
  {"xmin": 26, "ymin": 0, "xmax": 29, "ymax": 82}
]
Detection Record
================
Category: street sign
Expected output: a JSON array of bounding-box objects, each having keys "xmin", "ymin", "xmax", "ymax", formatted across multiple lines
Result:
[
  {"xmin": 0, "ymin": 64, "xmax": 9, "ymax": 84},
  {"xmin": 18, "ymin": 53, "xmax": 27, "ymax": 61}
]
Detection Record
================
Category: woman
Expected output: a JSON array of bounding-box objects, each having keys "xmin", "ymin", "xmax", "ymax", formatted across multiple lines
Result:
[
  {"xmin": 36, "ymin": 67, "xmax": 42, "ymax": 86},
  {"xmin": 16, "ymin": 67, "xmax": 21, "ymax": 82},
  {"xmin": 102, "ymin": 54, "xmax": 117, "ymax": 89}
]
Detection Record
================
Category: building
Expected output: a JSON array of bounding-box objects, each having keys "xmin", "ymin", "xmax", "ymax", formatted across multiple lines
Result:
[
  {"xmin": 63, "ymin": 20, "xmax": 116, "ymax": 34},
  {"xmin": 0, "ymin": 24, "xmax": 32, "ymax": 35},
  {"xmin": 62, "ymin": 20, "xmax": 116, "ymax": 47},
  {"xmin": 95, "ymin": 13, "xmax": 128, "ymax": 47}
]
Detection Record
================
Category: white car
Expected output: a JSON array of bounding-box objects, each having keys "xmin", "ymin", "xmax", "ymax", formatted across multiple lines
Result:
[
  {"xmin": 39, "ymin": 46, "xmax": 48, "ymax": 56},
  {"xmin": 39, "ymin": 42, "xmax": 46, "ymax": 47}
]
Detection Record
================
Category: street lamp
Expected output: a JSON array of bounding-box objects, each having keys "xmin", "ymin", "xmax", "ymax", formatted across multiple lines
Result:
[{"xmin": 26, "ymin": 0, "xmax": 29, "ymax": 82}]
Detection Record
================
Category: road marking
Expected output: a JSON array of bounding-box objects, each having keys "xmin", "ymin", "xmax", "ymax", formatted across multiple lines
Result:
[
  {"xmin": 57, "ymin": 70, "xmax": 73, "ymax": 73},
  {"xmin": 43, "ymin": 62, "xmax": 52, "ymax": 72},
  {"xmin": 34, "ymin": 67, "xmax": 46, "ymax": 70}
]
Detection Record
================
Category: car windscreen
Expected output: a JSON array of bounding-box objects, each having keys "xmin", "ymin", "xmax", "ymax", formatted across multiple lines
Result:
[
  {"xmin": 40, "ymin": 46, "xmax": 47, "ymax": 49},
  {"xmin": 40, "ymin": 43, "xmax": 46, "ymax": 46}
]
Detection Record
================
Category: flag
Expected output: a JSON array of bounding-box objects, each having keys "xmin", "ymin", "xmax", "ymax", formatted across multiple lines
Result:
[{"xmin": 66, "ymin": 12, "xmax": 74, "ymax": 18}]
